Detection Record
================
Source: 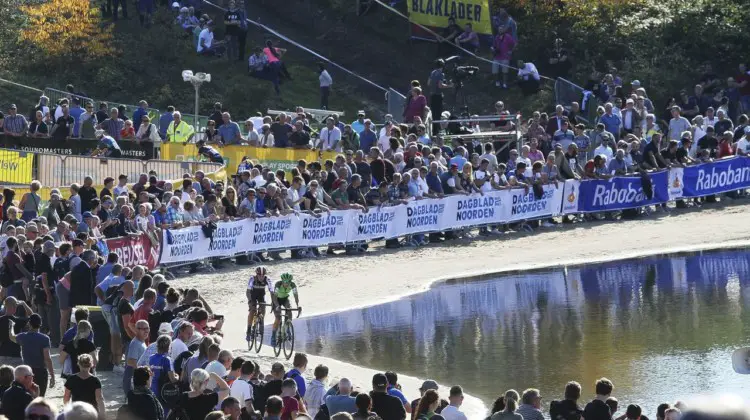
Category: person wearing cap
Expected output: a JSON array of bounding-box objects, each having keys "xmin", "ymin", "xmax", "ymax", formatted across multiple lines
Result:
[
  {"xmin": 91, "ymin": 129, "xmax": 122, "ymax": 158},
  {"xmin": 4, "ymin": 104, "xmax": 28, "ymax": 137},
  {"xmin": 351, "ymin": 111, "xmax": 367, "ymax": 134},
  {"xmin": 371, "ymin": 373, "xmax": 406, "ymax": 420}
]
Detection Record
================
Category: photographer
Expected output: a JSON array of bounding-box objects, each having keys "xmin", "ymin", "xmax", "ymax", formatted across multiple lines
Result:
[{"xmin": 428, "ymin": 59, "xmax": 453, "ymax": 135}]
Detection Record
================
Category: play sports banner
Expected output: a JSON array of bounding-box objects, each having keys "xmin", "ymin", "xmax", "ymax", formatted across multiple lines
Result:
[
  {"xmin": 159, "ymin": 187, "xmax": 565, "ymax": 264},
  {"xmin": 408, "ymin": 0, "xmax": 493, "ymax": 35},
  {"xmin": 0, "ymin": 149, "xmax": 34, "ymax": 184}
]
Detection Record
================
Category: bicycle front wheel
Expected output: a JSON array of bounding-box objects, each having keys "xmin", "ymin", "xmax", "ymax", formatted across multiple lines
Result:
[
  {"xmin": 282, "ymin": 321, "xmax": 295, "ymax": 360},
  {"xmin": 273, "ymin": 326, "xmax": 283, "ymax": 357}
]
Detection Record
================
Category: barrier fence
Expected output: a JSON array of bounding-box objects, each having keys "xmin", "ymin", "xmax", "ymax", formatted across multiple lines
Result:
[
  {"xmin": 100, "ymin": 233, "xmax": 160, "ymax": 271},
  {"xmin": 154, "ymin": 156, "xmax": 750, "ymax": 266},
  {"xmin": 42, "ymin": 87, "xmax": 162, "ymax": 127}
]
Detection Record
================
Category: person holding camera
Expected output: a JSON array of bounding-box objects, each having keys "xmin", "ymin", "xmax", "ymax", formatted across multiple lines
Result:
[{"xmin": 428, "ymin": 59, "xmax": 453, "ymax": 135}]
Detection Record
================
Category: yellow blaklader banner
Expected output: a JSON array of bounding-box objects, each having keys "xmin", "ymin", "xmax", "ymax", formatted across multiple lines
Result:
[
  {"xmin": 161, "ymin": 143, "xmax": 338, "ymax": 173},
  {"xmin": 0, "ymin": 149, "xmax": 34, "ymax": 184},
  {"xmin": 408, "ymin": 0, "xmax": 492, "ymax": 35}
]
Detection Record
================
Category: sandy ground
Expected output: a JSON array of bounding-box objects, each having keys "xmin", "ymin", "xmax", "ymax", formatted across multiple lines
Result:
[{"xmin": 35, "ymin": 200, "xmax": 750, "ymax": 419}]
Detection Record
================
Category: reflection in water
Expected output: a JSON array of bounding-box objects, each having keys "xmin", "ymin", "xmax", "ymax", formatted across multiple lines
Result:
[{"xmin": 295, "ymin": 251, "xmax": 750, "ymax": 417}]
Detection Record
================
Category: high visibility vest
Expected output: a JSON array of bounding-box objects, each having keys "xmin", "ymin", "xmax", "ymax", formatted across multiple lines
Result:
[{"xmin": 167, "ymin": 120, "xmax": 195, "ymax": 143}]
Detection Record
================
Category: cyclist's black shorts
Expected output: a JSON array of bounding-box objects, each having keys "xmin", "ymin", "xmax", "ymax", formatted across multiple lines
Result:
[
  {"xmin": 247, "ymin": 289, "xmax": 266, "ymax": 310},
  {"xmin": 275, "ymin": 297, "xmax": 290, "ymax": 311}
]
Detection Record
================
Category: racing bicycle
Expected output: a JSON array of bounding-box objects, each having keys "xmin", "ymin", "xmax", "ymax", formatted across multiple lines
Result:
[
  {"xmin": 247, "ymin": 303, "xmax": 269, "ymax": 353},
  {"xmin": 273, "ymin": 305, "xmax": 302, "ymax": 359}
]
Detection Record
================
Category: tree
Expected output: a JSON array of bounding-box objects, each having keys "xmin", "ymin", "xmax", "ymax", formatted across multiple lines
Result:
[{"xmin": 19, "ymin": 0, "xmax": 116, "ymax": 60}]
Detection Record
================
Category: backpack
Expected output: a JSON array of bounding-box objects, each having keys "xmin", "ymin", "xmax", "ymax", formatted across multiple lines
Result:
[
  {"xmin": 160, "ymin": 375, "xmax": 184, "ymax": 409},
  {"xmin": 173, "ymin": 350, "xmax": 193, "ymax": 377},
  {"xmin": 0, "ymin": 258, "xmax": 14, "ymax": 288},
  {"xmin": 52, "ymin": 256, "xmax": 71, "ymax": 283}
]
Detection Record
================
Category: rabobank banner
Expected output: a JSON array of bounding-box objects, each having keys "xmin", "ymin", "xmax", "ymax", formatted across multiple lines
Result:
[
  {"xmin": 678, "ymin": 157, "xmax": 750, "ymax": 197},
  {"xmin": 573, "ymin": 171, "xmax": 669, "ymax": 213},
  {"xmin": 160, "ymin": 188, "xmax": 565, "ymax": 264}
]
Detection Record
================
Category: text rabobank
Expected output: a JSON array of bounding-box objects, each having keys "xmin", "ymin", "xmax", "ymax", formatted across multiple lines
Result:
[
  {"xmin": 592, "ymin": 182, "xmax": 645, "ymax": 206},
  {"xmin": 695, "ymin": 165, "xmax": 750, "ymax": 191}
]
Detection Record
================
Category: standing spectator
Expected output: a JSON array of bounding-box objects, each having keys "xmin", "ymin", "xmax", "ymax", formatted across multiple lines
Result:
[
  {"xmin": 352, "ymin": 111, "xmax": 367, "ymax": 134},
  {"xmin": 136, "ymin": 114, "xmax": 160, "ymax": 159},
  {"xmin": 18, "ymin": 181, "xmax": 42, "ymax": 222},
  {"xmin": 229, "ymin": 359, "xmax": 256, "ymax": 416},
  {"xmin": 124, "ymin": 320, "xmax": 149, "ymax": 393},
  {"xmin": 60, "ymin": 320, "xmax": 97, "ymax": 376},
  {"xmin": 131, "ymin": 100, "xmax": 149, "ymax": 131},
  {"xmin": 583, "ymin": 378, "xmax": 614, "ymax": 420},
  {"xmin": 319, "ymin": 62, "xmax": 333, "ymax": 109},
  {"xmin": 98, "ymin": 107, "xmax": 124, "ymax": 141},
  {"xmin": 79, "ymin": 177, "xmax": 98, "ymax": 213},
  {"xmin": 550, "ymin": 381, "xmax": 583, "ymax": 420},
  {"xmin": 4, "ymin": 104, "xmax": 28, "ymax": 137},
  {"xmin": 64, "ymin": 354, "xmax": 105, "ymax": 418},
  {"xmin": 491, "ymin": 26, "xmax": 516, "ymax": 89},
  {"xmin": 404, "ymin": 87, "xmax": 427, "ymax": 124},
  {"xmin": 166, "ymin": 112, "xmax": 195, "ymax": 143},
  {"xmin": 340, "ymin": 125, "xmax": 360, "ymax": 153},
  {"xmin": 158, "ymin": 106, "xmax": 176, "ymax": 140},
  {"xmin": 209, "ymin": 102, "xmax": 223, "ymax": 126},
  {"xmin": 179, "ymin": 368, "xmax": 231, "ymax": 420},
  {"xmin": 127, "ymin": 366, "xmax": 166, "ymax": 420},
  {"xmin": 414, "ymin": 390, "xmax": 441, "ymax": 420},
  {"xmin": 148, "ymin": 335, "xmax": 177, "ymax": 403},
  {"xmin": 264, "ymin": 40, "xmax": 292, "ymax": 80},
  {"xmin": 224, "ymin": 1, "xmax": 243, "ymax": 61},
  {"xmin": 69, "ymin": 250, "xmax": 97, "ymax": 308},
  {"xmin": 668, "ymin": 106, "xmax": 692, "ymax": 141},
  {"xmin": 428, "ymin": 60, "xmax": 451, "ymax": 135},
  {"xmin": 219, "ymin": 112, "xmax": 243, "ymax": 145},
  {"xmin": 490, "ymin": 390, "xmax": 522, "ymax": 420},
  {"xmin": 326, "ymin": 378, "xmax": 357, "ymax": 416},
  {"xmin": 517, "ymin": 389, "xmax": 545, "ymax": 420},
  {"xmin": 285, "ymin": 353, "xmax": 307, "ymax": 397},
  {"xmin": 548, "ymin": 38, "xmax": 571, "ymax": 79},
  {"xmin": 280, "ymin": 378, "xmax": 304, "ymax": 419},
  {"xmin": 305, "ymin": 365, "xmax": 328, "ymax": 418},
  {"xmin": 3, "ymin": 238, "xmax": 32, "ymax": 302},
  {"xmin": 95, "ymin": 103, "xmax": 109, "ymax": 126},
  {"xmin": 13, "ymin": 314, "xmax": 54, "ymax": 396},
  {"xmin": 441, "ymin": 386, "xmax": 468, "ymax": 420},
  {"xmin": 318, "ymin": 118, "xmax": 342, "ymax": 152},
  {"xmin": 28, "ymin": 111, "xmax": 49, "ymax": 137},
  {"xmin": 352, "ymin": 393, "xmax": 376, "ymax": 420},
  {"xmin": 271, "ymin": 113, "xmax": 292, "ymax": 148},
  {"xmin": 600, "ymin": 103, "xmax": 622, "ymax": 140},
  {"xmin": 370, "ymin": 373, "xmax": 406, "ymax": 420},
  {"xmin": 1, "ymin": 365, "xmax": 38, "ymax": 420}
]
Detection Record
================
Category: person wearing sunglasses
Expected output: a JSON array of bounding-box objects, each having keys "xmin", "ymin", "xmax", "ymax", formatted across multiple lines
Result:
[{"xmin": 1, "ymin": 365, "xmax": 39, "ymax": 420}]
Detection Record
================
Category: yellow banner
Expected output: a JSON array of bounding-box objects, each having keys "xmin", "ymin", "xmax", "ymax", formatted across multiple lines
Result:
[
  {"xmin": 408, "ymin": 0, "xmax": 492, "ymax": 35},
  {"xmin": 161, "ymin": 143, "xmax": 338, "ymax": 173},
  {"xmin": 0, "ymin": 150, "xmax": 34, "ymax": 184}
]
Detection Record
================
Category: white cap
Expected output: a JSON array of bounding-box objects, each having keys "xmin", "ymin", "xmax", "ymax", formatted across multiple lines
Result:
[{"xmin": 158, "ymin": 322, "xmax": 173, "ymax": 335}]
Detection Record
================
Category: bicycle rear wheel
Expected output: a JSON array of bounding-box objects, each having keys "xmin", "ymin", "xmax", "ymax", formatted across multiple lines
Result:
[
  {"xmin": 253, "ymin": 316, "xmax": 264, "ymax": 353},
  {"xmin": 282, "ymin": 322, "xmax": 295, "ymax": 360}
]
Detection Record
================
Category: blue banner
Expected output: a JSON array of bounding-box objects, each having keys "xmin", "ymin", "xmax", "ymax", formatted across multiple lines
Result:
[
  {"xmin": 680, "ymin": 157, "xmax": 750, "ymax": 197},
  {"xmin": 577, "ymin": 171, "xmax": 669, "ymax": 212}
]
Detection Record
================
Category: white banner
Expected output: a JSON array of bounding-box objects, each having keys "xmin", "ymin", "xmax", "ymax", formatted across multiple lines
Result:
[{"xmin": 159, "ymin": 188, "xmax": 566, "ymax": 264}]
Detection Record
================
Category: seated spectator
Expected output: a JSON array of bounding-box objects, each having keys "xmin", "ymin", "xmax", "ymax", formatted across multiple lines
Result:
[
  {"xmin": 518, "ymin": 60, "xmax": 541, "ymax": 95},
  {"xmin": 121, "ymin": 119, "xmax": 136, "ymax": 140},
  {"xmin": 249, "ymin": 47, "xmax": 280, "ymax": 95},
  {"xmin": 455, "ymin": 23, "xmax": 479, "ymax": 52}
]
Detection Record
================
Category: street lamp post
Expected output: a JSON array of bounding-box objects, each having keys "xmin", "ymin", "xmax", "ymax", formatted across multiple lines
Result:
[{"xmin": 181, "ymin": 70, "xmax": 212, "ymax": 139}]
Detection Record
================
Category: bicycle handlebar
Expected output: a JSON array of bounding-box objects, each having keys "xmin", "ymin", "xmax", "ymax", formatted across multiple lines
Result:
[{"xmin": 258, "ymin": 303, "xmax": 303, "ymax": 318}]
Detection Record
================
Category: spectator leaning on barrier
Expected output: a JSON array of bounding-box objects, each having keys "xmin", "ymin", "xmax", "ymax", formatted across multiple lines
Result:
[
  {"xmin": 4, "ymin": 104, "xmax": 28, "ymax": 137},
  {"xmin": 166, "ymin": 111, "xmax": 195, "ymax": 143},
  {"xmin": 98, "ymin": 107, "xmax": 124, "ymax": 141}
]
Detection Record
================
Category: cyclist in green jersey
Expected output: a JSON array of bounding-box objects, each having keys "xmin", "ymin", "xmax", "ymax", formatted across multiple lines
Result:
[{"xmin": 272, "ymin": 273, "xmax": 300, "ymax": 340}]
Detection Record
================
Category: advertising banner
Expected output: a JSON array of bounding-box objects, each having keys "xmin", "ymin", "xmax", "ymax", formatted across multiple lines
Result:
[
  {"xmin": 6, "ymin": 135, "xmax": 151, "ymax": 159},
  {"xmin": 575, "ymin": 171, "xmax": 669, "ymax": 213},
  {"xmin": 678, "ymin": 157, "xmax": 750, "ymax": 197},
  {"xmin": 504, "ymin": 184, "xmax": 564, "ymax": 222},
  {"xmin": 104, "ymin": 233, "xmax": 160, "ymax": 270},
  {"xmin": 408, "ymin": 0, "xmax": 493, "ymax": 35},
  {"xmin": 0, "ymin": 149, "xmax": 34, "ymax": 184}
]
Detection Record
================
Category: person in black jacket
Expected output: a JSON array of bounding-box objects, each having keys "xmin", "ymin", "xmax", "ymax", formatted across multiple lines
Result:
[
  {"xmin": 126, "ymin": 366, "xmax": 165, "ymax": 420},
  {"xmin": 370, "ymin": 373, "xmax": 406, "ymax": 420},
  {"xmin": 550, "ymin": 381, "xmax": 583, "ymax": 420},
  {"xmin": 68, "ymin": 250, "xmax": 98, "ymax": 308}
]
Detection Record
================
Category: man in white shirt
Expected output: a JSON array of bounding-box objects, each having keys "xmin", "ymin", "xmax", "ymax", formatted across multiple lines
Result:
[
  {"xmin": 229, "ymin": 359, "xmax": 255, "ymax": 414},
  {"xmin": 736, "ymin": 127, "xmax": 750, "ymax": 156},
  {"xmin": 594, "ymin": 138, "xmax": 614, "ymax": 163},
  {"xmin": 379, "ymin": 115, "xmax": 394, "ymax": 138},
  {"xmin": 441, "ymin": 385, "xmax": 468, "ymax": 420},
  {"xmin": 206, "ymin": 349, "xmax": 232, "ymax": 389},
  {"xmin": 378, "ymin": 121, "xmax": 393, "ymax": 152},
  {"xmin": 474, "ymin": 159, "xmax": 493, "ymax": 193},
  {"xmin": 197, "ymin": 22, "xmax": 223, "ymax": 56},
  {"xmin": 170, "ymin": 322, "xmax": 193, "ymax": 361},
  {"xmin": 517, "ymin": 60, "xmax": 540, "ymax": 95},
  {"xmin": 317, "ymin": 117, "xmax": 342, "ymax": 152}
]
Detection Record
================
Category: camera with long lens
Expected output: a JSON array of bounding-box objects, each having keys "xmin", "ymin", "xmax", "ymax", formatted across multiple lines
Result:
[{"xmin": 443, "ymin": 55, "xmax": 479, "ymax": 83}]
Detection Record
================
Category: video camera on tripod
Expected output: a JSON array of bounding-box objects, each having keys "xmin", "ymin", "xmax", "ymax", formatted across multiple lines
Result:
[{"xmin": 443, "ymin": 55, "xmax": 479, "ymax": 84}]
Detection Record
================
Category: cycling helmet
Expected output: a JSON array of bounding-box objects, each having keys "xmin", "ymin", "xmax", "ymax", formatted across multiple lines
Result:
[
  {"xmin": 280, "ymin": 273, "xmax": 293, "ymax": 282},
  {"xmin": 255, "ymin": 266, "xmax": 267, "ymax": 276}
]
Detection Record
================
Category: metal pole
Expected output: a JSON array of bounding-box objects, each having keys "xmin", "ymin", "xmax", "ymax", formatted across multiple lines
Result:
[{"xmin": 193, "ymin": 83, "xmax": 200, "ymax": 139}]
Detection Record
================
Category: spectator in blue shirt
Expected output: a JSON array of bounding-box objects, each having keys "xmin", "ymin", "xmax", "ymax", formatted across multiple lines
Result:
[
  {"xmin": 285, "ymin": 353, "xmax": 308, "ymax": 397},
  {"xmin": 359, "ymin": 120, "xmax": 377, "ymax": 152},
  {"xmin": 449, "ymin": 147, "xmax": 468, "ymax": 170},
  {"xmin": 425, "ymin": 162, "xmax": 444, "ymax": 195},
  {"xmin": 132, "ymin": 100, "xmax": 149, "ymax": 132},
  {"xmin": 607, "ymin": 149, "xmax": 629, "ymax": 175},
  {"xmin": 600, "ymin": 103, "xmax": 622, "ymax": 140},
  {"xmin": 69, "ymin": 99, "xmax": 85, "ymax": 138},
  {"xmin": 385, "ymin": 371, "xmax": 410, "ymax": 411},
  {"xmin": 96, "ymin": 253, "xmax": 119, "ymax": 285},
  {"xmin": 158, "ymin": 106, "xmax": 175, "ymax": 140},
  {"xmin": 218, "ymin": 112, "xmax": 243, "ymax": 145}
]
